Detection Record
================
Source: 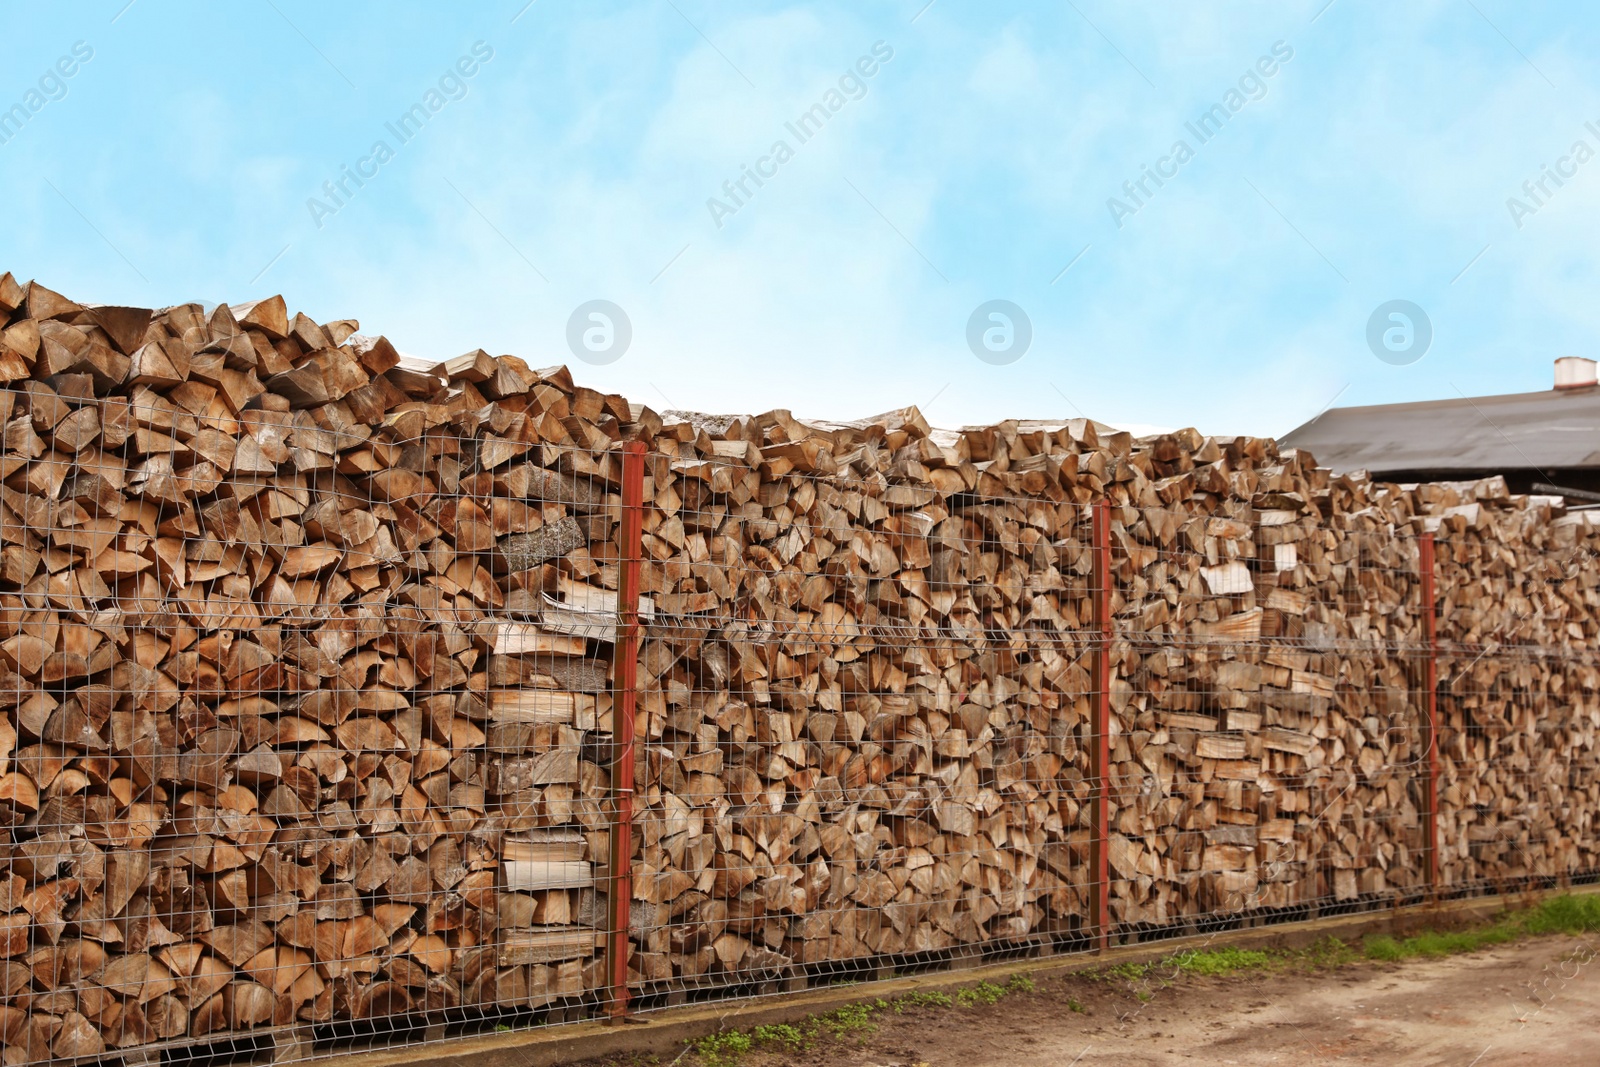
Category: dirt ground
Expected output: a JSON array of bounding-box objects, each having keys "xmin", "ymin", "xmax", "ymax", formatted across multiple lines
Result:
[{"xmin": 569, "ymin": 933, "xmax": 1600, "ymax": 1067}]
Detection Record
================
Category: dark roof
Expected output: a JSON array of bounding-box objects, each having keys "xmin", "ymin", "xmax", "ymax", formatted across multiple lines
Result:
[{"xmin": 1281, "ymin": 385, "xmax": 1600, "ymax": 476}]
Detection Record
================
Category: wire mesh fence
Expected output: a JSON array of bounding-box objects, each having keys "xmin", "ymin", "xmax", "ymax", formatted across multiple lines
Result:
[
  {"xmin": 0, "ymin": 282, "xmax": 1596, "ymax": 1063},
  {"xmin": 0, "ymin": 318, "xmax": 637, "ymax": 1062},
  {"xmin": 613, "ymin": 440, "xmax": 1598, "ymax": 1018}
]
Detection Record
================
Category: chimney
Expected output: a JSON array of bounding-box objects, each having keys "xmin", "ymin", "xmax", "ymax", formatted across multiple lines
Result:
[{"xmin": 1554, "ymin": 356, "xmax": 1598, "ymax": 390}]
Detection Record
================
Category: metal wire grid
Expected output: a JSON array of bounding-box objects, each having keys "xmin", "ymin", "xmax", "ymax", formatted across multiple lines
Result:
[
  {"xmin": 0, "ymin": 357, "xmax": 1594, "ymax": 1064},
  {"xmin": 622, "ymin": 448, "xmax": 1450, "ymax": 1008},
  {"xmin": 1432, "ymin": 507, "xmax": 1600, "ymax": 896},
  {"xmin": 0, "ymin": 362, "xmax": 631, "ymax": 1062}
]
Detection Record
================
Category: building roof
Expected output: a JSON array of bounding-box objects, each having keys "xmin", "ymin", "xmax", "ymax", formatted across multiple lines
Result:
[{"xmin": 1281, "ymin": 384, "xmax": 1600, "ymax": 476}]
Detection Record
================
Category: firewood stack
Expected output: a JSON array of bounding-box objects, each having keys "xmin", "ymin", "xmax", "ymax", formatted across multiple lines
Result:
[
  {"xmin": 0, "ymin": 271, "xmax": 1595, "ymax": 1053},
  {"xmin": 1424, "ymin": 480, "xmax": 1600, "ymax": 889},
  {"xmin": 1085, "ymin": 441, "xmax": 1438, "ymax": 925},
  {"xmin": 621, "ymin": 413, "xmax": 1449, "ymax": 979},
  {"xmin": 0, "ymin": 274, "xmax": 629, "ymax": 1057}
]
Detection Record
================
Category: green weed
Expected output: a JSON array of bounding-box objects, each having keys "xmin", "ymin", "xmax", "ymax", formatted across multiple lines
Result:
[
  {"xmin": 692, "ymin": 1030, "xmax": 752, "ymax": 1067},
  {"xmin": 892, "ymin": 990, "xmax": 954, "ymax": 1012},
  {"xmin": 1524, "ymin": 893, "xmax": 1600, "ymax": 935},
  {"xmin": 751, "ymin": 1023, "xmax": 807, "ymax": 1051},
  {"xmin": 1005, "ymin": 973, "xmax": 1037, "ymax": 994},
  {"xmin": 1355, "ymin": 896, "xmax": 1600, "ymax": 963},
  {"xmin": 1099, "ymin": 960, "xmax": 1150, "ymax": 983},
  {"xmin": 955, "ymin": 980, "xmax": 1007, "ymax": 1007},
  {"xmin": 814, "ymin": 1000, "xmax": 880, "ymax": 1038},
  {"xmin": 1292, "ymin": 935, "xmax": 1359, "ymax": 970},
  {"xmin": 1363, "ymin": 923, "xmax": 1519, "ymax": 962},
  {"xmin": 1166, "ymin": 946, "xmax": 1272, "ymax": 976}
]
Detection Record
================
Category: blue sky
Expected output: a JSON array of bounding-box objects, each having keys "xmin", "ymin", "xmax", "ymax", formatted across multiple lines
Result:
[{"xmin": 2, "ymin": 1, "xmax": 1597, "ymax": 437}]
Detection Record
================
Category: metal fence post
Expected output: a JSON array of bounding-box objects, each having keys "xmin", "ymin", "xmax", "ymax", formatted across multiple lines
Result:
[
  {"xmin": 1090, "ymin": 498, "xmax": 1112, "ymax": 951},
  {"xmin": 606, "ymin": 441, "xmax": 646, "ymax": 1022},
  {"xmin": 1419, "ymin": 532, "xmax": 1440, "ymax": 896}
]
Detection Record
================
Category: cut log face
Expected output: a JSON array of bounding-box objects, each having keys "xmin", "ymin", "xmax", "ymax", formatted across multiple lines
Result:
[{"xmin": 0, "ymin": 274, "xmax": 1594, "ymax": 1050}]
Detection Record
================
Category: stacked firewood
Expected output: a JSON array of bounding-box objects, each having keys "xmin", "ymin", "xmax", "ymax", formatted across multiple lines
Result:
[
  {"xmin": 1, "ymin": 272, "xmax": 1597, "ymax": 1053},
  {"xmin": 622, "ymin": 414, "xmax": 1448, "ymax": 977},
  {"xmin": 0, "ymin": 275, "xmax": 627, "ymax": 1056},
  {"xmin": 1087, "ymin": 445, "xmax": 1436, "ymax": 925},
  {"xmin": 1424, "ymin": 480, "xmax": 1600, "ymax": 889}
]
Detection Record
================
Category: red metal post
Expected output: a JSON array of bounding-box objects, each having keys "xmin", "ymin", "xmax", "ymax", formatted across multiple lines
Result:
[
  {"xmin": 1090, "ymin": 499, "xmax": 1112, "ymax": 951},
  {"xmin": 1419, "ymin": 533, "xmax": 1440, "ymax": 895},
  {"xmin": 606, "ymin": 441, "xmax": 646, "ymax": 1022}
]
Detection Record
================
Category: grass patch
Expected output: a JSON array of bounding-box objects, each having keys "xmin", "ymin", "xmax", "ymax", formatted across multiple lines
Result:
[
  {"xmin": 692, "ymin": 1031, "xmax": 751, "ymax": 1067},
  {"xmin": 1092, "ymin": 895, "xmax": 1600, "ymax": 986},
  {"xmin": 1524, "ymin": 893, "xmax": 1600, "ymax": 935},
  {"xmin": 1167, "ymin": 947, "xmax": 1272, "ymax": 976},
  {"xmin": 813, "ymin": 1000, "xmax": 882, "ymax": 1039},
  {"xmin": 691, "ymin": 1004, "xmax": 884, "ymax": 1064},
  {"xmin": 955, "ymin": 980, "xmax": 1007, "ymax": 1007},
  {"xmin": 686, "ymin": 972, "xmax": 1031, "ymax": 1062},
  {"xmin": 1094, "ymin": 947, "xmax": 1275, "ymax": 986},
  {"xmin": 892, "ymin": 990, "xmax": 954, "ymax": 1012},
  {"xmin": 1363, "ymin": 894, "xmax": 1600, "ymax": 963},
  {"xmin": 1288, "ymin": 935, "xmax": 1361, "ymax": 970},
  {"xmin": 751, "ymin": 1023, "xmax": 807, "ymax": 1052},
  {"xmin": 1098, "ymin": 960, "xmax": 1151, "ymax": 983},
  {"xmin": 1363, "ymin": 924, "xmax": 1518, "ymax": 961}
]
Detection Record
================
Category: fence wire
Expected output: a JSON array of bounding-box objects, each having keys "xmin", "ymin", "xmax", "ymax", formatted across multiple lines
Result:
[{"xmin": 0, "ymin": 298, "xmax": 1594, "ymax": 1062}]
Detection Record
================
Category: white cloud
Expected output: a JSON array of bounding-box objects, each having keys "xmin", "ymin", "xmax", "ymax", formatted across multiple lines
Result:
[{"xmin": 8, "ymin": 0, "xmax": 1594, "ymax": 442}]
